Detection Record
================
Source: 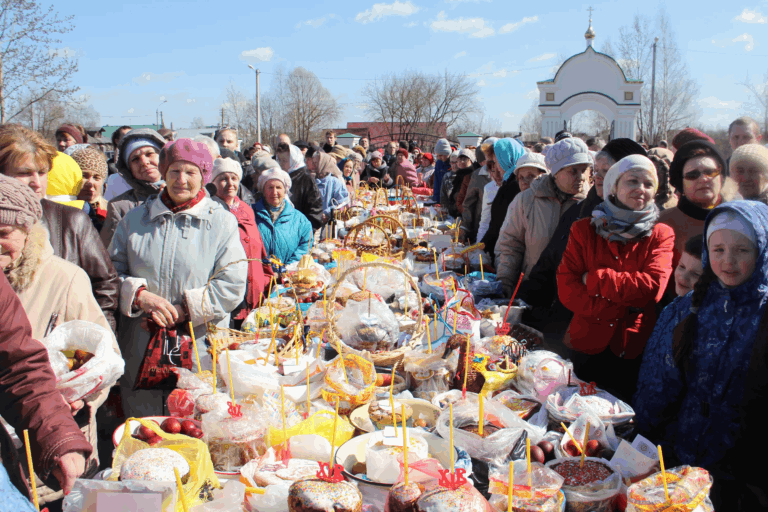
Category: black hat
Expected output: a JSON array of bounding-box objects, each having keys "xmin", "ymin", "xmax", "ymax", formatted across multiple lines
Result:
[
  {"xmin": 668, "ymin": 140, "xmax": 727, "ymax": 191},
  {"xmin": 601, "ymin": 138, "xmax": 647, "ymax": 163},
  {"xmin": 555, "ymin": 130, "xmax": 572, "ymax": 142},
  {"xmin": 295, "ymin": 140, "xmax": 309, "ymax": 149}
]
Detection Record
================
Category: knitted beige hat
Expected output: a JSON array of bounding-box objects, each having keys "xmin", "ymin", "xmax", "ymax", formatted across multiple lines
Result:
[
  {"xmin": 730, "ymin": 144, "xmax": 768, "ymax": 175},
  {"xmin": 0, "ymin": 174, "xmax": 43, "ymax": 230}
]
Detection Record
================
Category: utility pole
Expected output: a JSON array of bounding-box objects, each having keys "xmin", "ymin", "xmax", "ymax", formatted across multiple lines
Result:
[
  {"xmin": 156, "ymin": 99, "xmax": 167, "ymax": 130},
  {"xmin": 649, "ymin": 37, "xmax": 659, "ymax": 144},
  {"xmin": 248, "ymin": 65, "xmax": 261, "ymax": 143}
]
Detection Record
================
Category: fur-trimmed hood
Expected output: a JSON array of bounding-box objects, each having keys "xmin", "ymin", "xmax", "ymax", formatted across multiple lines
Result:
[{"xmin": 5, "ymin": 224, "xmax": 52, "ymax": 294}]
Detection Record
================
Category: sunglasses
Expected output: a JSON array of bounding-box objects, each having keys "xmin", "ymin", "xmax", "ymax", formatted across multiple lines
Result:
[{"xmin": 683, "ymin": 168, "xmax": 721, "ymax": 181}]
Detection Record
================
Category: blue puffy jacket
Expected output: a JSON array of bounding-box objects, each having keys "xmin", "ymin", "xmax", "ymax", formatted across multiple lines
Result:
[
  {"xmin": 634, "ymin": 200, "xmax": 768, "ymax": 471},
  {"xmin": 253, "ymin": 199, "xmax": 312, "ymax": 265},
  {"xmin": 316, "ymin": 175, "xmax": 349, "ymax": 217}
]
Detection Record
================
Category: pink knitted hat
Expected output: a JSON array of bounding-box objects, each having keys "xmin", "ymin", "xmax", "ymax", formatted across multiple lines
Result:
[{"xmin": 158, "ymin": 138, "xmax": 214, "ymax": 183}]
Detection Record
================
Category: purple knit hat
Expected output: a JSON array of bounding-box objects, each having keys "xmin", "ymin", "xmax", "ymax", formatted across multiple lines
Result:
[{"xmin": 158, "ymin": 138, "xmax": 214, "ymax": 183}]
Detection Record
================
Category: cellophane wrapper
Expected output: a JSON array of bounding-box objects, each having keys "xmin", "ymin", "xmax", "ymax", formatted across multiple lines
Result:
[
  {"xmin": 202, "ymin": 404, "xmax": 268, "ymax": 472},
  {"xmin": 488, "ymin": 460, "xmax": 564, "ymax": 512},
  {"xmin": 627, "ymin": 466, "xmax": 713, "ymax": 512}
]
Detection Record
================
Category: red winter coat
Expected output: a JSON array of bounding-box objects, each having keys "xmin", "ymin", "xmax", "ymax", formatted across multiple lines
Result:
[
  {"xmin": 556, "ymin": 218, "xmax": 675, "ymax": 359},
  {"xmin": 230, "ymin": 198, "xmax": 272, "ymax": 319},
  {"xmin": 0, "ymin": 271, "xmax": 92, "ymax": 499}
]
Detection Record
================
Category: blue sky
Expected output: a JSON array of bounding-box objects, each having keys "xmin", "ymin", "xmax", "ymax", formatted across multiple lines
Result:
[{"xmin": 59, "ymin": 0, "xmax": 768, "ymax": 132}]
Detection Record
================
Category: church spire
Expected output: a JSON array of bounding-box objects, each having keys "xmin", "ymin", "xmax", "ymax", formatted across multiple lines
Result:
[{"xmin": 585, "ymin": 6, "xmax": 595, "ymax": 47}]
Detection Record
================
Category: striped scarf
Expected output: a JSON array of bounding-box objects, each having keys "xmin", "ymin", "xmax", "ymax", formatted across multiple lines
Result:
[{"xmin": 591, "ymin": 198, "xmax": 659, "ymax": 244}]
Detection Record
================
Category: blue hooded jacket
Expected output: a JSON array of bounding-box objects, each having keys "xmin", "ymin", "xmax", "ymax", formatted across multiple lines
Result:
[
  {"xmin": 431, "ymin": 158, "xmax": 451, "ymax": 203},
  {"xmin": 252, "ymin": 199, "xmax": 312, "ymax": 265},
  {"xmin": 634, "ymin": 200, "xmax": 768, "ymax": 469}
]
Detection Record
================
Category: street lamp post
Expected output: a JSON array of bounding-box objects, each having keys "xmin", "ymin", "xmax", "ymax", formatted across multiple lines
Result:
[
  {"xmin": 156, "ymin": 99, "xmax": 167, "ymax": 130},
  {"xmin": 248, "ymin": 65, "xmax": 261, "ymax": 144}
]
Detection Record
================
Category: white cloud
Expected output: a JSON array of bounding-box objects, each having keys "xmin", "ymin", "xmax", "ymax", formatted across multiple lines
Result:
[
  {"xmin": 446, "ymin": 0, "xmax": 491, "ymax": 2},
  {"xmin": 127, "ymin": 108, "xmax": 135, "ymax": 114},
  {"xmin": 239, "ymin": 47, "xmax": 274, "ymax": 63},
  {"xmin": 499, "ymin": 16, "xmax": 538, "ymax": 34},
  {"xmin": 430, "ymin": 11, "xmax": 494, "ymax": 37},
  {"xmin": 734, "ymin": 8, "xmax": 767, "ymax": 23},
  {"xmin": 186, "ymin": 99, "xmax": 196, "ymax": 104},
  {"xmin": 355, "ymin": 1, "xmax": 419, "ymax": 23},
  {"xmin": 477, "ymin": 79, "xmax": 487, "ymax": 86},
  {"xmin": 527, "ymin": 53, "xmax": 556, "ymax": 63},
  {"xmin": 405, "ymin": 21, "xmax": 418, "ymax": 27},
  {"xmin": 454, "ymin": 51, "xmax": 467, "ymax": 58},
  {"xmin": 733, "ymin": 33, "xmax": 755, "ymax": 51},
  {"xmin": 296, "ymin": 14, "xmax": 338, "ymax": 29},
  {"xmin": 493, "ymin": 69, "xmax": 507, "ymax": 77},
  {"xmin": 502, "ymin": 112, "xmax": 516, "ymax": 118},
  {"xmin": 525, "ymin": 89, "xmax": 539, "ymax": 99},
  {"xmin": 699, "ymin": 96, "xmax": 743, "ymax": 110},
  {"xmin": 132, "ymin": 71, "xmax": 184, "ymax": 85}
]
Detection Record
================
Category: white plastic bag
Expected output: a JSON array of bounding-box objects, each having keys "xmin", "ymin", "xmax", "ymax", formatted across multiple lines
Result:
[
  {"xmin": 337, "ymin": 296, "xmax": 399, "ymax": 352},
  {"xmin": 516, "ymin": 351, "xmax": 573, "ymax": 402},
  {"xmin": 44, "ymin": 320, "xmax": 124, "ymax": 403},
  {"xmin": 62, "ymin": 479, "xmax": 177, "ymax": 512}
]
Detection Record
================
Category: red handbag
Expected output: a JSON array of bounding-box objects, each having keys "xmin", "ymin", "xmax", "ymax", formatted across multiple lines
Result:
[{"xmin": 134, "ymin": 323, "xmax": 194, "ymax": 390}]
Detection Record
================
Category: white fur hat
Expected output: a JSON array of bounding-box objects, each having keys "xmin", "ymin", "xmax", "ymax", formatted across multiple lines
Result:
[{"xmin": 210, "ymin": 157, "xmax": 242, "ymax": 183}]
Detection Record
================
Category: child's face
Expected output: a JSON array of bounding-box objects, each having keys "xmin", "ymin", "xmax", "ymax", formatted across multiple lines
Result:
[
  {"xmin": 674, "ymin": 251, "xmax": 703, "ymax": 296},
  {"xmin": 709, "ymin": 229, "xmax": 758, "ymax": 288}
]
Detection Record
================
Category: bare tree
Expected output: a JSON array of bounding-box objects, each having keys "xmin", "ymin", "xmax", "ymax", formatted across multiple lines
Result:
[
  {"xmin": 284, "ymin": 67, "xmax": 341, "ymax": 142},
  {"xmin": 616, "ymin": 12, "xmax": 698, "ymax": 143},
  {"xmin": 221, "ymin": 81, "xmax": 251, "ymax": 134},
  {"xmin": 519, "ymin": 100, "xmax": 543, "ymax": 138},
  {"xmin": 740, "ymin": 70, "xmax": 768, "ymax": 136},
  {"xmin": 190, "ymin": 116, "xmax": 206, "ymax": 129},
  {"xmin": 14, "ymin": 90, "xmax": 100, "ymax": 138},
  {"xmin": 0, "ymin": 1, "xmax": 79, "ymax": 123},
  {"xmin": 449, "ymin": 110, "xmax": 502, "ymax": 140},
  {"xmin": 363, "ymin": 69, "xmax": 480, "ymax": 147}
]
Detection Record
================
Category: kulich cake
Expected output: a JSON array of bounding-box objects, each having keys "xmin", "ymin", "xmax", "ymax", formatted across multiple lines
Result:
[
  {"xmin": 416, "ymin": 485, "xmax": 488, "ymax": 512},
  {"xmin": 120, "ymin": 448, "xmax": 190, "ymax": 482},
  {"xmin": 288, "ymin": 478, "xmax": 363, "ymax": 512},
  {"xmin": 387, "ymin": 482, "xmax": 425, "ymax": 512},
  {"xmin": 205, "ymin": 414, "xmax": 268, "ymax": 472},
  {"xmin": 193, "ymin": 393, "xmax": 230, "ymax": 421},
  {"xmin": 368, "ymin": 400, "xmax": 413, "ymax": 430}
]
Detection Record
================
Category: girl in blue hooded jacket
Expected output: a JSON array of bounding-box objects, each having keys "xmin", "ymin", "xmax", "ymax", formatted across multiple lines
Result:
[{"xmin": 634, "ymin": 200, "xmax": 768, "ymax": 509}]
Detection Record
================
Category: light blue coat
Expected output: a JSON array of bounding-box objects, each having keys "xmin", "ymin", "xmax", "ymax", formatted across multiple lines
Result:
[
  {"xmin": 253, "ymin": 199, "xmax": 312, "ymax": 265},
  {"xmin": 108, "ymin": 193, "xmax": 247, "ymax": 416},
  {"xmin": 316, "ymin": 175, "xmax": 349, "ymax": 217}
]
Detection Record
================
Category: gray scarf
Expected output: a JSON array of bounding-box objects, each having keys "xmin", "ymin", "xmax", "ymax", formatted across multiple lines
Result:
[
  {"xmin": 591, "ymin": 198, "xmax": 659, "ymax": 243},
  {"xmin": 268, "ymin": 201, "xmax": 285, "ymax": 222}
]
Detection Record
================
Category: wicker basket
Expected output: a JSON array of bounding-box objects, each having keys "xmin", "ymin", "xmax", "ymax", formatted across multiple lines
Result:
[
  {"xmin": 343, "ymin": 220, "xmax": 392, "ymax": 257},
  {"xmin": 328, "ymin": 261, "xmax": 424, "ymax": 367}
]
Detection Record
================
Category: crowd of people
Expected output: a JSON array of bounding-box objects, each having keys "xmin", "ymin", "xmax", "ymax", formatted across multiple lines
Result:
[{"xmin": 0, "ymin": 116, "xmax": 767, "ymax": 509}]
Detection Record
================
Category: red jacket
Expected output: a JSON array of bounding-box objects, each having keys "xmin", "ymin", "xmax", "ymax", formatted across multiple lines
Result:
[
  {"xmin": 0, "ymin": 271, "xmax": 92, "ymax": 498},
  {"xmin": 556, "ymin": 218, "xmax": 675, "ymax": 359},
  {"xmin": 230, "ymin": 198, "xmax": 272, "ymax": 319}
]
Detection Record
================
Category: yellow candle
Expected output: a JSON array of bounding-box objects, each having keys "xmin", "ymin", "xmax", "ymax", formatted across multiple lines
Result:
[
  {"xmin": 212, "ymin": 337, "xmax": 217, "ymax": 391},
  {"xmin": 425, "ymin": 319, "xmax": 432, "ymax": 354},
  {"xmin": 479, "ymin": 254, "xmax": 484, "ymax": 281},
  {"xmin": 449, "ymin": 403, "xmax": 455, "ymax": 473},
  {"xmin": 174, "ymin": 467, "xmax": 190, "ymax": 512},
  {"xmin": 23, "ymin": 430, "xmax": 39, "ymax": 511},
  {"xmin": 330, "ymin": 399, "xmax": 340, "ymax": 467},
  {"xmin": 658, "ymin": 445, "xmax": 670, "ymax": 502},
  {"xmin": 560, "ymin": 422, "xmax": 584, "ymax": 455},
  {"xmin": 433, "ymin": 309, "xmax": 438, "ymax": 340},
  {"xmin": 580, "ymin": 423, "xmax": 590, "ymax": 468},
  {"xmin": 402, "ymin": 404, "xmax": 409, "ymax": 486},
  {"xmin": 280, "ymin": 384, "xmax": 288, "ymax": 448},
  {"xmin": 453, "ymin": 304, "xmax": 459, "ymax": 334},
  {"xmin": 404, "ymin": 276, "xmax": 408, "ymax": 317},
  {"xmin": 390, "ymin": 364, "xmax": 398, "ymax": 433},
  {"xmin": 267, "ymin": 276, "xmax": 274, "ymax": 302},
  {"xmin": 507, "ymin": 461, "xmax": 514, "ymax": 512},
  {"xmin": 306, "ymin": 363, "xmax": 312, "ymax": 417},
  {"xmin": 478, "ymin": 394, "xmax": 484, "ymax": 437},
  {"xmin": 433, "ymin": 250, "xmax": 440, "ymax": 279},
  {"xmin": 189, "ymin": 321, "xmax": 202, "ymax": 375},
  {"xmin": 462, "ymin": 334, "xmax": 471, "ymax": 393},
  {"xmin": 526, "ymin": 437, "xmax": 532, "ymax": 490},
  {"xmin": 225, "ymin": 347, "xmax": 235, "ymax": 404},
  {"xmin": 363, "ymin": 266, "xmax": 368, "ymax": 291}
]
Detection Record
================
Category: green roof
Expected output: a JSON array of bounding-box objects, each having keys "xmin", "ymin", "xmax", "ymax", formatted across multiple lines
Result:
[
  {"xmin": 458, "ymin": 132, "xmax": 481, "ymax": 137},
  {"xmin": 336, "ymin": 133, "xmax": 359, "ymax": 138}
]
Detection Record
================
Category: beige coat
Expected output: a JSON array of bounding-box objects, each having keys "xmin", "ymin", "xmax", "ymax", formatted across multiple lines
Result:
[
  {"xmin": 495, "ymin": 175, "xmax": 583, "ymax": 288},
  {"xmin": 6, "ymin": 224, "xmax": 119, "ymax": 503}
]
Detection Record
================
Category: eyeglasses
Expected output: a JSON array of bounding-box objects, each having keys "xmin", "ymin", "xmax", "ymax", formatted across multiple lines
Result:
[{"xmin": 683, "ymin": 168, "xmax": 721, "ymax": 181}]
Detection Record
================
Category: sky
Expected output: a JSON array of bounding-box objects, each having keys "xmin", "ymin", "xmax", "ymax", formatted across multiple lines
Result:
[{"xmin": 56, "ymin": 0, "xmax": 768, "ymax": 134}]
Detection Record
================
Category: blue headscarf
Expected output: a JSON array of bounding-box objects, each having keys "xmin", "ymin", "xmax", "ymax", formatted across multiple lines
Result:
[{"xmin": 494, "ymin": 138, "xmax": 526, "ymax": 182}]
